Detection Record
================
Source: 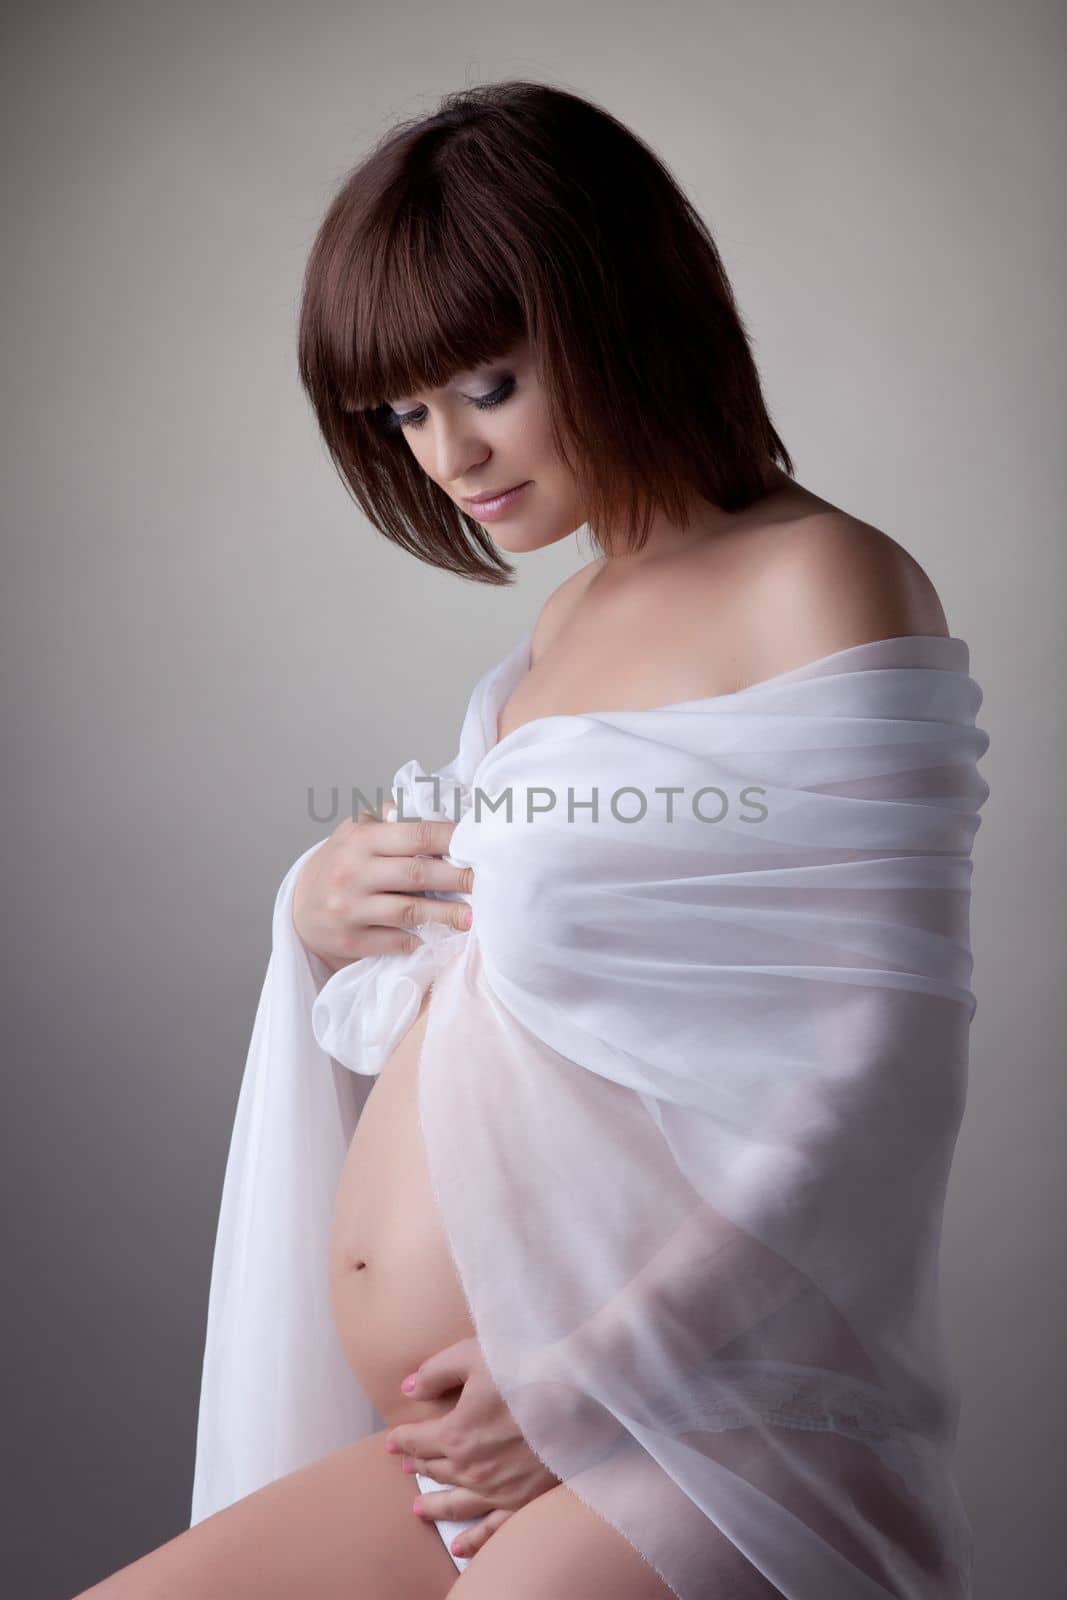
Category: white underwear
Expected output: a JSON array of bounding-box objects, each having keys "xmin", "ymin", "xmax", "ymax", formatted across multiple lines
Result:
[{"xmin": 413, "ymin": 1469, "xmax": 485, "ymax": 1573}]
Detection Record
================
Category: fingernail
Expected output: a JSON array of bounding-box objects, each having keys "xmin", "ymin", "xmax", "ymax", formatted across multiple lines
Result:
[
  {"xmin": 400, "ymin": 1374, "xmax": 417, "ymax": 1392},
  {"xmin": 384, "ymin": 1439, "xmax": 398, "ymax": 1453},
  {"xmin": 402, "ymin": 1459, "xmax": 414, "ymax": 1473},
  {"xmin": 452, "ymin": 1540, "xmax": 466, "ymax": 1556},
  {"xmin": 462, "ymin": 906, "xmax": 473, "ymax": 927},
  {"xmin": 413, "ymin": 1503, "xmax": 425, "ymax": 1517}
]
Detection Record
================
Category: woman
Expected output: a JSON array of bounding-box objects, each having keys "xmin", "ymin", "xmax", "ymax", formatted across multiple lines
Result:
[{"xmin": 79, "ymin": 81, "xmax": 987, "ymax": 1598}]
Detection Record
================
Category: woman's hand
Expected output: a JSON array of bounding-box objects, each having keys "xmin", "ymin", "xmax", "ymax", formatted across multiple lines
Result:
[
  {"xmin": 292, "ymin": 811, "xmax": 473, "ymax": 971},
  {"xmin": 383, "ymin": 1336, "xmax": 626, "ymax": 1561}
]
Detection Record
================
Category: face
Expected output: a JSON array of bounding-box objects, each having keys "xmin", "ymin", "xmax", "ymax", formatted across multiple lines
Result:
[{"xmin": 380, "ymin": 334, "xmax": 587, "ymax": 552}]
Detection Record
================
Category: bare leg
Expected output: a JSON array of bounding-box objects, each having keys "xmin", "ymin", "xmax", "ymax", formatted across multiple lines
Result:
[
  {"xmin": 450, "ymin": 1430, "xmax": 785, "ymax": 1600},
  {"xmin": 73, "ymin": 1428, "xmax": 460, "ymax": 1600},
  {"xmin": 448, "ymin": 1481, "xmax": 680, "ymax": 1600}
]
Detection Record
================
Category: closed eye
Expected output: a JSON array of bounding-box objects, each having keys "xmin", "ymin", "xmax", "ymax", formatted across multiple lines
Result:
[{"xmin": 380, "ymin": 375, "xmax": 516, "ymax": 434}]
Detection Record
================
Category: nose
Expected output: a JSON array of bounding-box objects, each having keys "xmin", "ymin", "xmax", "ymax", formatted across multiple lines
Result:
[{"xmin": 427, "ymin": 414, "xmax": 491, "ymax": 488}]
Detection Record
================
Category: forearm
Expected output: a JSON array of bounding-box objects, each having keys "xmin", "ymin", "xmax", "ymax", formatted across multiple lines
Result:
[
  {"xmin": 529, "ymin": 1115, "xmax": 889, "ymax": 1451},
  {"xmin": 558, "ymin": 1199, "xmax": 812, "ymax": 1382},
  {"xmin": 508, "ymin": 1196, "xmax": 816, "ymax": 1463}
]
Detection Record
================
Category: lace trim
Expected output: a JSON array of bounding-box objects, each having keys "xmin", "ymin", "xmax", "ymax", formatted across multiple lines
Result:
[{"xmin": 638, "ymin": 1359, "xmax": 935, "ymax": 1480}]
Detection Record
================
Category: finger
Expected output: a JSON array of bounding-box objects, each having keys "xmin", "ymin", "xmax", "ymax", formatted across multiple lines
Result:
[
  {"xmin": 386, "ymin": 1422, "xmax": 445, "ymax": 1461},
  {"xmin": 450, "ymin": 1508, "xmax": 513, "ymax": 1561},
  {"xmin": 362, "ymin": 891, "xmax": 473, "ymax": 934},
  {"xmin": 403, "ymin": 1342, "xmax": 475, "ymax": 1398},
  {"xmin": 344, "ymin": 926, "xmax": 425, "ymax": 959},
  {"xmin": 364, "ymin": 852, "xmax": 475, "ymax": 898},
  {"xmin": 315, "ymin": 926, "xmax": 424, "ymax": 968},
  {"xmin": 404, "ymin": 1452, "xmax": 458, "ymax": 1482},
  {"xmin": 371, "ymin": 818, "xmax": 462, "ymax": 859},
  {"xmin": 412, "ymin": 1486, "xmax": 495, "ymax": 1523}
]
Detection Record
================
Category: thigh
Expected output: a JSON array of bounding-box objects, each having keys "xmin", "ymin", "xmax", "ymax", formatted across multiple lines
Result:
[
  {"xmin": 74, "ymin": 1429, "xmax": 461, "ymax": 1600},
  {"xmin": 448, "ymin": 1481, "xmax": 677, "ymax": 1600}
]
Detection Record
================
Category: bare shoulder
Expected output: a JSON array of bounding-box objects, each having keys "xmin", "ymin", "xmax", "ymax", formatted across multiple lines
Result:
[
  {"xmin": 529, "ymin": 557, "xmax": 608, "ymax": 663},
  {"xmin": 730, "ymin": 508, "xmax": 950, "ymax": 683}
]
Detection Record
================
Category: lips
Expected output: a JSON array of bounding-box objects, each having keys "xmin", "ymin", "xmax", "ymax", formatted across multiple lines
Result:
[{"xmin": 463, "ymin": 481, "xmax": 528, "ymax": 507}]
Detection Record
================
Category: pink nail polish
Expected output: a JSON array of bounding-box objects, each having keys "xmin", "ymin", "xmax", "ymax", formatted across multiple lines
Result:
[
  {"xmin": 413, "ymin": 1503, "xmax": 424, "ymax": 1518},
  {"xmin": 402, "ymin": 1459, "xmax": 413, "ymax": 1473},
  {"xmin": 400, "ymin": 1374, "xmax": 417, "ymax": 1393}
]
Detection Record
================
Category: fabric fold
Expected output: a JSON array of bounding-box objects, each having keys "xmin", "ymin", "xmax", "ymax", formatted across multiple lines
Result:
[{"xmin": 192, "ymin": 628, "xmax": 988, "ymax": 1600}]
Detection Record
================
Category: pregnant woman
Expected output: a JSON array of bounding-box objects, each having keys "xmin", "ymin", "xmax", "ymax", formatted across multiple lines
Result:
[{"xmin": 78, "ymin": 81, "xmax": 988, "ymax": 1599}]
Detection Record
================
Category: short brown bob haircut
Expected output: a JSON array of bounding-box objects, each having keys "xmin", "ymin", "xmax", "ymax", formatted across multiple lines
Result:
[{"xmin": 297, "ymin": 80, "xmax": 794, "ymax": 586}]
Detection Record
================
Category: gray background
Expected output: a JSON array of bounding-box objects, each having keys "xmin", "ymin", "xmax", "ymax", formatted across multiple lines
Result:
[{"xmin": 2, "ymin": 3, "xmax": 1062, "ymax": 1596}]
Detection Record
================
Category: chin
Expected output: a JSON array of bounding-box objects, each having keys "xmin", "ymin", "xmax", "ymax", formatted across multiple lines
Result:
[
  {"xmin": 491, "ymin": 528, "xmax": 569, "ymax": 556},
  {"xmin": 492, "ymin": 512, "xmax": 586, "ymax": 555},
  {"xmin": 488, "ymin": 529, "xmax": 545, "ymax": 554}
]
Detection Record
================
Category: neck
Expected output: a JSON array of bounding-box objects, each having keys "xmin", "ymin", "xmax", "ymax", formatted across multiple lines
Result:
[{"xmin": 598, "ymin": 464, "xmax": 792, "ymax": 574}]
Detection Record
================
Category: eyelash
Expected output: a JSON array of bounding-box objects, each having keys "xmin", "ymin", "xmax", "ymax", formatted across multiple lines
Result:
[{"xmin": 381, "ymin": 376, "xmax": 516, "ymax": 434}]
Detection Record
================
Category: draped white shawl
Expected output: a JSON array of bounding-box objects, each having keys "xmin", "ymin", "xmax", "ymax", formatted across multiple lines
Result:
[{"xmin": 191, "ymin": 628, "xmax": 989, "ymax": 1599}]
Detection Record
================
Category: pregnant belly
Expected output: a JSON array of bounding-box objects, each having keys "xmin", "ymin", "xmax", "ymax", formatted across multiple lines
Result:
[{"xmin": 328, "ymin": 983, "xmax": 477, "ymax": 1430}]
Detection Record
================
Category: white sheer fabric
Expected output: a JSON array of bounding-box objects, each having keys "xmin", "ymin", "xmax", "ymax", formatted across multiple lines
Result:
[{"xmin": 192, "ymin": 629, "xmax": 989, "ymax": 1599}]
